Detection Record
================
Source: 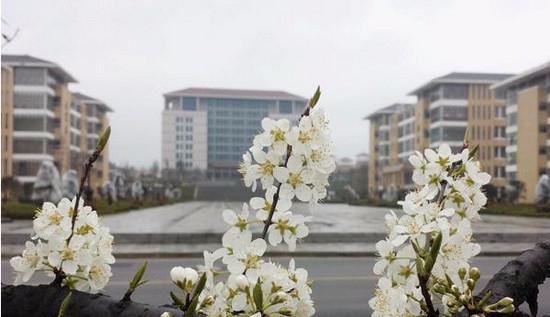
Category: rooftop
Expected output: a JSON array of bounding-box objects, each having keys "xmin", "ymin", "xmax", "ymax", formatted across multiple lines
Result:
[
  {"xmin": 409, "ymin": 72, "xmax": 514, "ymax": 95},
  {"xmin": 72, "ymin": 92, "xmax": 113, "ymax": 112},
  {"xmin": 164, "ymin": 87, "xmax": 308, "ymax": 101},
  {"xmin": 1, "ymin": 54, "xmax": 78, "ymax": 83},
  {"xmin": 491, "ymin": 60, "xmax": 550, "ymax": 91},
  {"xmin": 363, "ymin": 103, "xmax": 413, "ymax": 120}
]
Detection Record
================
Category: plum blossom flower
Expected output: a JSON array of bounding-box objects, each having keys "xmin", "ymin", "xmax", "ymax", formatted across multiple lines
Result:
[
  {"xmin": 267, "ymin": 211, "xmax": 309, "ymax": 251},
  {"xmin": 250, "ymin": 186, "xmax": 292, "ymax": 221},
  {"xmin": 254, "ymin": 118, "xmax": 290, "ymax": 156},
  {"xmin": 222, "ymin": 230, "xmax": 267, "ymax": 274},
  {"xmin": 274, "ymin": 155, "xmax": 314, "ymax": 202},
  {"xmin": 11, "ymin": 198, "xmax": 115, "ymax": 293},
  {"xmin": 222, "ymin": 203, "xmax": 250, "ymax": 241}
]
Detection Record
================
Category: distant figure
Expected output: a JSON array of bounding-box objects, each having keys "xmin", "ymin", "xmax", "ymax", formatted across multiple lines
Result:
[
  {"xmin": 113, "ymin": 175, "xmax": 126, "ymax": 200},
  {"xmin": 31, "ymin": 161, "xmax": 62, "ymax": 203},
  {"xmin": 535, "ymin": 174, "xmax": 550, "ymax": 204},
  {"xmin": 61, "ymin": 170, "xmax": 79, "ymax": 198},
  {"xmin": 131, "ymin": 180, "xmax": 144, "ymax": 201}
]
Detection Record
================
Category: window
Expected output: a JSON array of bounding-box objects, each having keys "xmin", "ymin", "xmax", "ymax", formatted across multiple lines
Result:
[
  {"xmin": 185, "ymin": 117, "xmax": 193, "ymax": 123},
  {"xmin": 494, "ymin": 127, "xmax": 505, "ymax": 138},
  {"xmin": 494, "ymin": 146, "xmax": 505, "ymax": 158},
  {"xmin": 507, "ymin": 112, "xmax": 517, "ymax": 127},
  {"xmin": 442, "ymin": 84, "xmax": 468, "ymax": 99},
  {"xmin": 279, "ymin": 101, "xmax": 292, "ymax": 114},
  {"xmin": 494, "ymin": 166, "xmax": 505, "ymax": 178},
  {"xmin": 182, "ymin": 97, "xmax": 197, "ymax": 111},
  {"xmin": 507, "ymin": 151, "xmax": 517, "ymax": 165}
]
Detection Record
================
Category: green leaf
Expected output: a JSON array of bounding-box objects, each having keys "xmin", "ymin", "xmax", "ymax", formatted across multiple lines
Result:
[
  {"xmin": 192, "ymin": 273, "xmax": 207, "ymax": 299},
  {"xmin": 424, "ymin": 232, "xmax": 442, "ymax": 274},
  {"xmin": 411, "ymin": 239, "xmax": 423, "ymax": 258},
  {"xmin": 57, "ymin": 291, "xmax": 73, "ymax": 317},
  {"xmin": 463, "ymin": 126, "xmax": 470, "ymax": 146},
  {"xmin": 170, "ymin": 291, "xmax": 184, "ymax": 307},
  {"xmin": 183, "ymin": 294, "xmax": 200, "ymax": 317},
  {"xmin": 468, "ymin": 144, "xmax": 479, "ymax": 160},
  {"xmin": 253, "ymin": 277, "xmax": 263, "ymax": 311},
  {"xmin": 130, "ymin": 260, "xmax": 148, "ymax": 289},
  {"xmin": 308, "ymin": 86, "xmax": 321, "ymax": 109},
  {"xmin": 415, "ymin": 257, "xmax": 424, "ymax": 276},
  {"xmin": 96, "ymin": 126, "xmax": 111, "ymax": 153}
]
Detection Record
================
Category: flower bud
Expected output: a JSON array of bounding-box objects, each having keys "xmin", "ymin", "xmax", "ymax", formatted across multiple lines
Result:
[
  {"xmin": 170, "ymin": 266, "xmax": 198, "ymax": 292},
  {"xmin": 278, "ymin": 308, "xmax": 294, "ymax": 316},
  {"xmin": 450, "ymin": 285, "xmax": 459, "ymax": 295},
  {"xmin": 458, "ymin": 267, "xmax": 467, "ymax": 280},
  {"xmin": 96, "ymin": 126, "xmax": 111, "ymax": 153},
  {"xmin": 469, "ymin": 267, "xmax": 480, "ymax": 281},
  {"xmin": 235, "ymin": 274, "xmax": 249, "ymax": 290},
  {"xmin": 161, "ymin": 312, "xmax": 175, "ymax": 317},
  {"xmin": 497, "ymin": 297, "xmax": 514, "ymax": 307},
  {"xmin": 497, "ymin": 305, "xmax": 515, "ymax": 314},
  {"xmin": 271, "ymin": 291, "xmax": 288, "ymax": 304},
  {"xmin": 467, "ymin": 278, "xmax": 476, "ymax": 289},
  {"xmin": 433, "ymin": 284, "xmax": 446, "ymax": 294},
  {"xmin": 200, "ymin": 295, "xmax": 214, "ymax": 308}
]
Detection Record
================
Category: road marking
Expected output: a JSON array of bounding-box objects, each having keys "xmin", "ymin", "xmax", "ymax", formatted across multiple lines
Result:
[{"xmin": 107, "ymin": 275, "xmax": 491, "ymax": 286}]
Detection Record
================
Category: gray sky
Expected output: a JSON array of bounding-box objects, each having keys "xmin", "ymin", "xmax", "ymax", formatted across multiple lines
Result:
[{"xmin": 2, "ymin": 0, "xmax": 550, "ymax": 168}]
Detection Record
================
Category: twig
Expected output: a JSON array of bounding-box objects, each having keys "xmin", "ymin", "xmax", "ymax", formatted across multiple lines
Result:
[{"xmin": 260, "ymin": 90, "xmax": 317, "ymax": 240}]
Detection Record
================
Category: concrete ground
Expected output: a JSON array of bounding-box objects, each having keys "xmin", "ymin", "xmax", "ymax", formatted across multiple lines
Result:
[{"xmin": 2, "ymin": 201, "xmax": 549, "ymax": 257}]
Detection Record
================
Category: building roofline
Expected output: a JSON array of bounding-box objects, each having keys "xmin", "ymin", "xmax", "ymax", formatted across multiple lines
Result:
[
  {"xmin": 1, "ymin": 54, "xmax": 78, "ymax": 83},
  {"xmin": 363, "ymin": 103, "xmax": 413, "ymax": 120},
  {"xmin": 72, "ymin": 92, "xmax": 113, "ymax": 112},
  {"xmin": 491, "ymin": 60, "xmax": 550, "ymax": 91},
  {"xmin": 163, "ymin": 87, "xmax": 308, "ymax": 101},
  {"xmin": 408, "ymin": 72, "xmax": 514, "ymax": 96}
]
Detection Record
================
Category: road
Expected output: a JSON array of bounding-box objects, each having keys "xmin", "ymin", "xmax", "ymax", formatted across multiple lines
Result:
[{"xmin": 2, "ymin": 256, "xmax": 549, "ymax": 316}]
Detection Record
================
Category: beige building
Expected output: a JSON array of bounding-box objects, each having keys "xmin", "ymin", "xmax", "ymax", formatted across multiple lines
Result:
[
  {"xmin": 492, "ymin": 61, "xmax": 550, "ymax": 203},
  {"xmin": 1, "ymin": 55, "xmax": 111, "ymax": 198},
  {"xmin": 366, "ymin": 103, "xmax": 414, "ymax": 199},
  {"xmin": 2, "ymin": 65, "xmax": 14, "ymax": 179},
  {"xmin": 367, "ymin": 72, "xmax": 512, "ymax": 200}
]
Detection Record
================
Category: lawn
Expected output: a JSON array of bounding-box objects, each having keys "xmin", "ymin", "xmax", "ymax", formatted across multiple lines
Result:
[{"xmin": 1, "ymin": 185, "xmax": 195, "ymax": 220}]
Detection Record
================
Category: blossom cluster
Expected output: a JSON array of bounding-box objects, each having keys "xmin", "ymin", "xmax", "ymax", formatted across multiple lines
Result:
[
  {"xmin": 10, "ymin": 198, "xmax": 115, "ymax": 293},
  {"xmin": 238, "ymin": 107, "xmax": 335, "ymax": 250},
  {"xmin": 370, "ymin": 144, "xmax": 492, "ymax": 316},
  {"xmin": 168, "ymin": 101, "xmax": 333, "ymax": 316}
]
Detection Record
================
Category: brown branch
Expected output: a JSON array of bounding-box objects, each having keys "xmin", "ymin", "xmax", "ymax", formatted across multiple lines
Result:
[
  {"xmin": 476, "ymin": 239, "xmax": 550, "ymax": 317},
  {"xmin": 419, "ymin": 274, "xmax": 438, "ymax": 317},
  {"xmin": 2, "ymin": 284, "xmax": 186, "ymax": 317},
  {"xmin": 260, "ymin": 104, "xmax": 313, "ymax": 240}
]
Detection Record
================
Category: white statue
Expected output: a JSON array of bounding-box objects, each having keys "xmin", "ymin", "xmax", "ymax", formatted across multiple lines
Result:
[
  {"xmin": 535, "ymin": 174, "xmax": 550, "ymax": 204},
  {"xmin": 31, "ymin": 161, "xmax": 62, "ymax": 203},
  {"xmin": 131, "ymin": 180, "xmax": 144, "ymax": 201},
  {"xmin": 61, "ymin": 170, "xmax": 79, "ymax": 199}
]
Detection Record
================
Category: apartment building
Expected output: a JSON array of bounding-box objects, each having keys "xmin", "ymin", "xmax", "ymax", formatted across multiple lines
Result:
[
  {"xmin": 366, "ymin": 103, "xmax": 414, "ymax": 198},
  {"xmin": 1, "ymin": 55, "xmax": 111, "ymax": 197},
  {"xmin": 162, "ymin": 87, "xmax": 308, "ymax": 179},
  {"xmin": 492, "ymin": 61, "xmax": 550, "ymax": 203},
  {"xmin": 1, "ymin": 65, "xmax": 14, "ymax": 179},
  {"xmin": 71, "ymin": 93, "xmax": 112, "ymax": 189},
  {"xmin": 367, "ymin": 72, "xmax": 512, "ymax": 199}
]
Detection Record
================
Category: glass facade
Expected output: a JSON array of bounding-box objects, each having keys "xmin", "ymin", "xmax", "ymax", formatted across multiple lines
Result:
[{"xmin": 204, "ymin": 98, "xmax": 270, "ymax": 178}]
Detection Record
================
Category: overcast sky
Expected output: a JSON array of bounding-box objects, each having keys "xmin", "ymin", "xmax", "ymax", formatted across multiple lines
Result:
[{"xmin": 2, "ymin": 0, "xmax": 550, "ymax": 168}]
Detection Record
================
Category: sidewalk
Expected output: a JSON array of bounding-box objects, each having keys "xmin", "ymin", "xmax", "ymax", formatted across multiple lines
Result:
[{"xmin": 2, "ymin": 201, "xmax": 549, "ymax": 257}]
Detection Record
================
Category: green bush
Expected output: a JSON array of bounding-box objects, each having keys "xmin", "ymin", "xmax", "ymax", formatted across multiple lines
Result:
[
  {"xmin": 1, "ymin": 185, "xmax": 196, "ymax": 220},
  {"xmin": 1, "ymin": 201, "xmax": 39, "ymax": 219}
]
